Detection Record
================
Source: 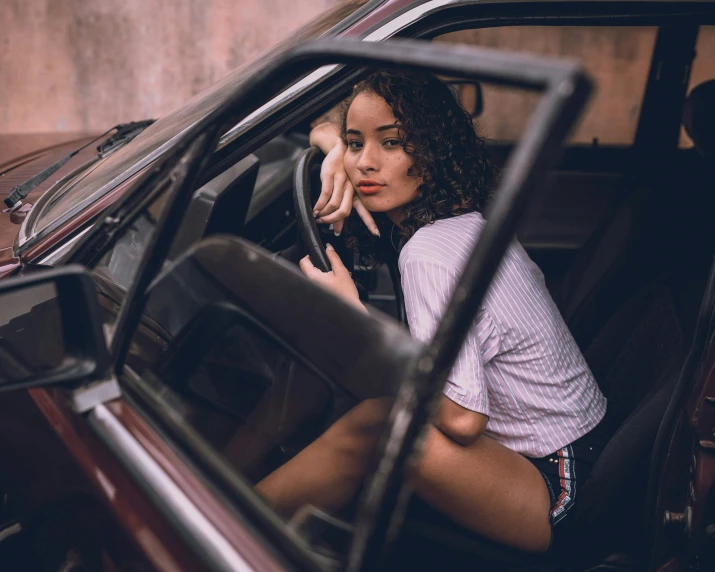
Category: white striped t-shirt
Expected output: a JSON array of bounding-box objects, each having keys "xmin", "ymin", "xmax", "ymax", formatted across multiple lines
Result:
[{"xmin": 399, "ymin": 212, "xmax": 607, "ymax": 458}]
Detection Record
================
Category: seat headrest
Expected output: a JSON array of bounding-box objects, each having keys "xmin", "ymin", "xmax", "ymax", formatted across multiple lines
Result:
[{"xmin": 683, "ymin": 80, "xmax": 715, "ymax": 156}]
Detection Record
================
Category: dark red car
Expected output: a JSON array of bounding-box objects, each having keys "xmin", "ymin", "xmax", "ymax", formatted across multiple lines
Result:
[{"xmin": 0, "ymin": 1, "xmax": 714, "ymax": 570}]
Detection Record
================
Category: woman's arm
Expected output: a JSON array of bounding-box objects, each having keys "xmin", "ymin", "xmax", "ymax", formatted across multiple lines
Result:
[
  {"xmin": 309, "ymin": 121, "xmax": 343, "ymax": 154},
  {"xmin": 435, "ymin": 396, "xmax": 488, "ymax": 446},
  {"xmin": 401, "ymin": 255, "xmax": 493, "ymax": 446},
  {"xmin": 301, "ymin": 246, "xmax": 487, "ymax": 445}
]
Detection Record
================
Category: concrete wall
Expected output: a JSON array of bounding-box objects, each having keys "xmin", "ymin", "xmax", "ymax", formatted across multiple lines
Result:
[
  {"xmin": 2, "ymin": 2, "xmax": 713, "ymax": 142},
  {"xmin": 438, "ymin": 26, "xmax": 715, "ymax": 145},
  {"xmin": 0, "ymin": 0, "xmax": 338, "ymax": 133}
]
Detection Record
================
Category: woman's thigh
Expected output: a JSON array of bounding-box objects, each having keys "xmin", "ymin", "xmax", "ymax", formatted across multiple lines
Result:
[
  {"xmin": 412, "ymin": 427, "xmax": 552, "ymax": 553},
  {"xmin": 331, "ymin": 399, "xmax": 551, "ymax": 552}
]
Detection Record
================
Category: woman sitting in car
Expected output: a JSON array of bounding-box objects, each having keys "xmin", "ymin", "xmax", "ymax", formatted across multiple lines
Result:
[{"xmin": 256, "ymin": 71, "xmax": 608, "ymax": 554}]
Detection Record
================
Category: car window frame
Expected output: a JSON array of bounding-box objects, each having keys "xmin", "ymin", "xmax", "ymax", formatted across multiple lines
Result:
[
  {"xmin": 23, "ymin": 6, "xmax": 715, "ymax": 568},
  {"xmin": 86, "ymin": 36, "xmax": 590, "ymax": 572},
  {"xmin": 58, "ymin": 43, "xmax": 411, "ymax": 572}
]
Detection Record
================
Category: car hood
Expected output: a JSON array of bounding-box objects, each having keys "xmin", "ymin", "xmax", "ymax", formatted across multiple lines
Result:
[
  {"xmin": 0, "ymin": 133, "xmax": 96, "ymax": 176},
  {"xmin": 0, "ymin": 133, "xmax": 97, "ymax": 267}
]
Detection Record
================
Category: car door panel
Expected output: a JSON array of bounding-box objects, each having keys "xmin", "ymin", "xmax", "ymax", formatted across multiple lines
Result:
[
  {"xmin": 104, "ymin": 398, "xmax": 288, "ymax": 572},
  {"xmin": 26, "ymin": 388, "xmax": 207, "ymax": 571}
]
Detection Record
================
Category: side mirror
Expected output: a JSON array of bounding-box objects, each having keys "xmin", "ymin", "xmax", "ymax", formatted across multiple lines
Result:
[
  {"xmin": 446, "ymin": 79, "xmax": 484, "ymax": 118},
  {"xmin": 0, "ymin": 265, "xmax": 109, "ymax": 392}
]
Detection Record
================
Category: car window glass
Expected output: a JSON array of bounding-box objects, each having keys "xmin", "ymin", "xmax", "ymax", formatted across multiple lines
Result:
[
  {"xmin": 92, "ymin": 193, "xmax": 169, "ymax": 292},
  {"xmin": 127, "ymin": 310, "xmax": 336, "ymax": 484},
  {"xmin": 28, "ymin": 0, "xmax": 372, "ymax": 242},
  {"xmin": 89, "ymin": 149, "xmax": 260, "ymax": 331},
  {"xmin": 121, "ymin": 238, "xmax": 406, "ymax": 559},
  {"xmin": 680, "ymin": 25, "xmax": 715, "ymax": 148},
  {"xmin": 435, "ymin": 26, "xmax": 657, "ymax": 145},
  {"xmin": 88, "ymin": 174, "xmax": 174, "ymax": 335}
]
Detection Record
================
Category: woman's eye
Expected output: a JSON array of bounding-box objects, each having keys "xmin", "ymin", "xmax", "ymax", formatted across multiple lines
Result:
[
  {"xmin": 347, "ymin": 140, "xmax": 363, "ymax": 150},
  {"xmin": 384, "ymin": 139, "xmax": 402, "ymax": 147}
]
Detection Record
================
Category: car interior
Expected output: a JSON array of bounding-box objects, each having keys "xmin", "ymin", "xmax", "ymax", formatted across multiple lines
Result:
[{"xmin": 77, "ymin": 20, "xmax": 715, "ymax": 572}]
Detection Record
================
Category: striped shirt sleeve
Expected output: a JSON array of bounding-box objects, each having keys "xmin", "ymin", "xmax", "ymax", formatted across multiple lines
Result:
[{"xmin": 400, "ymin": 257, "xmax": 491, "ymax": 417}]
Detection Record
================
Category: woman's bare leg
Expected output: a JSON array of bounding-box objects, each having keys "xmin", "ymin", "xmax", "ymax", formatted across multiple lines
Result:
[
  {"xmin": 413, "ymin": 426, "xmax": 551, "ymax": 552},
  {"xmin": 256, "ymin": 398, "xmax": 551, "ymax": 552},
  {"xmin": 223, "ymin": 369, "xmax": 329, "ymax": 474},
  {"xmin": 255, "ymin": 398, "xmax": 392, "ymax": 516}
]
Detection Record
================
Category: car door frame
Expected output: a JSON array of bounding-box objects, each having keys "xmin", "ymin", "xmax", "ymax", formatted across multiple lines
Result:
[
  {"xmin": 16, "ymin": 3, "xmax": 715, "ymax": 571},
  {"xmin": 8, "ymin": 36, "xmax": 586, "ymax": 572}
]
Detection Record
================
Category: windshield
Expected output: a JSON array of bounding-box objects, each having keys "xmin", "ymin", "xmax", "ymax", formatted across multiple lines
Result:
[{"xmin": 28, "ymin": 0, "xmax": 374, "ymax": 241}]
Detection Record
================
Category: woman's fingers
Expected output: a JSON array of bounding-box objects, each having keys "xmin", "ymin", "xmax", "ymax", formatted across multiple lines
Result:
[
  {"xmin": 300, "ymin": 249, "xmax": 344, "ymax": 278},
  {"xmin": 315, "ymin": 174, "xmax": 347, "ymax": 219},
  {"xmin": 299, "ymin": 247, "xmax": 364, "ymax": 312},
  {"xmin": 317, "ymin": 173, "xmax": 347, "ymax": 218},
  {"xmin": 301, "ymin": 249, "xmax": 345, "ymax": 275},
  {"xmin": 313, "ymin": 172, "xmax": 335, "ymax": 215},
  {"xmin": 317, "ymin": 183, "xmax": 354, "ymax": 226},
  {"xmin": 316, "ymin": 191, "xmax": 380, "ymax": 238},
  {"xmin": 353, "ymin": 199, "xmax": 380, "ymax": 237},
  {"xmin": 314, "ymin": 144, "xmax": 347, "ymax": 216},
  {"xmin": 302, "ymin": 246, "xmax": 346, "ymax": 275},
  {"xmin": 299, "ymin": 254, "xmax": 320, "ymax": 276},
  {"xmin": 324, "ymin": 243, "xmax": 348, "ymax": 274}
]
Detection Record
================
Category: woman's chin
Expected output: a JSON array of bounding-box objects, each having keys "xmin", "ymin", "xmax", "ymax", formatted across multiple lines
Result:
[
  {"xmin": 360, "ymin": 196, "xmax": 393, "ymax": 213},
  {"xmin": 359, "ymin": 198, "xmax": 384, "ymax": 212}
]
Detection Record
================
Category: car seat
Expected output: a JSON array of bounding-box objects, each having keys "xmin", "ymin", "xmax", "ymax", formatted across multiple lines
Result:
[
  {"xmin": 682, "ymin": 80, "xmax": 715, "ymax": 157},
  {"xmin": 391, "ymin": 80, "xmax": 715, "ymax": 572}
]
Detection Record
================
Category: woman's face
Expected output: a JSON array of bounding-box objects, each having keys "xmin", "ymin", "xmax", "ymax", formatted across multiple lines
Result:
[{"xmin": 344, "ymin": 92, "xmax": 422, "ymax": 223}]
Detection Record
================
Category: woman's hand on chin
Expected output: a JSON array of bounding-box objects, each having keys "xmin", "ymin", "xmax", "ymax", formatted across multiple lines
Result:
[
  {"xmin": 310, "ymin": 124, "xmax": 379, "ymax": 238},
  {"xmin": 299, "ymin": 244, "xmax": 367, "ymax": 313}
]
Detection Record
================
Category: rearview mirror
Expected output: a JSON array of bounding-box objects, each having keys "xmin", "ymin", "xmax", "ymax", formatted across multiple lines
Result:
[
  {"xmin": 0, "ymin": 266, "xmax": 109, "ymax": 391},
  {"xmin": 446, "ymin": 79, "xmax": 484, "ymax": 117}
]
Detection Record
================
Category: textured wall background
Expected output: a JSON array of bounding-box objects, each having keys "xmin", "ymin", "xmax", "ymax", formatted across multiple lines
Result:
[
  {"xmin": 0, "ymin": 0, "xmax": 337, "ymax": 133},
  {"xmin": 438, "ymin": 26, "xmax": 715, "ymax": 145},
  {"xmin": 440, "ymin": 26, "xmax": 659, "ymax": 145},
  {"xmin": 1, "ymin": 1, "xmax": 713, "ymax": 141}
]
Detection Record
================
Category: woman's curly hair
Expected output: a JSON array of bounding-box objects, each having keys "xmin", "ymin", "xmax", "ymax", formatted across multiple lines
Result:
[{"xmin": 341, "ymin": 70, "xmax": 498, "ymax": 265}]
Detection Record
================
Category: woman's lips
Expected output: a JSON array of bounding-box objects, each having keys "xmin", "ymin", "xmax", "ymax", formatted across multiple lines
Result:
[{"xmin": 357, "ymin": 180, "xmax": 385, "ymax": 195}]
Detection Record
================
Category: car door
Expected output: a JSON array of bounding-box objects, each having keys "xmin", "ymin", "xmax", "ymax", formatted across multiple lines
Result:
[
  {"xmin": 115, "ymin": 234, "xmax": 417, "ymax": 567},
  {"xmin": 0, "ymin": 35, "xmax": 587, "ymax": 571}
]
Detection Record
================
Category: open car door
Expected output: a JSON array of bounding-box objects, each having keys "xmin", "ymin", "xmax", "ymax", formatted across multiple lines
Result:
[
  {"xmin": 115, "ymin": 39, "xmax": 591, "ymax": 571},
  {"xmin": 0, "ymin": 38, "xmax": 593, "ymax": 571}
]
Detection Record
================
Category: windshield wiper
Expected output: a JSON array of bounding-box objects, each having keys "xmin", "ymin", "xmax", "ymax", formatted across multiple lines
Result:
[
  {"xmin": 96, "ymin": 120, "xmax": 155, "ymax": 157},
  {"xmin": 3, "ymin": 119, "xmax": 155, "ymax": 211}
]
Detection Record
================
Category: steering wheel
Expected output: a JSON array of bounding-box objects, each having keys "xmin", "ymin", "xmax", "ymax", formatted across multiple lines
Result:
[
  {"xmin": 292, "ymin": 146, "xmax": 331, "ymax": 272},
  {"xmin": 292, "ymin": 145, "xmax": 408, "ymax": 324}
]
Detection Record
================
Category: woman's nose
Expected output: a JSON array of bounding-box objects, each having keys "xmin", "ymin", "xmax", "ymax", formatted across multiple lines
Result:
[{"xmin": 356, "ymin": 142, "xmax": 378, "ymax": 172}]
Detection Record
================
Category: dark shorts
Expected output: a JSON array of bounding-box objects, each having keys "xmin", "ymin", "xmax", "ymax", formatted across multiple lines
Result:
[{"xmin": 525, "ymin": 418, "xmax": 610, "ymax": 551}]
